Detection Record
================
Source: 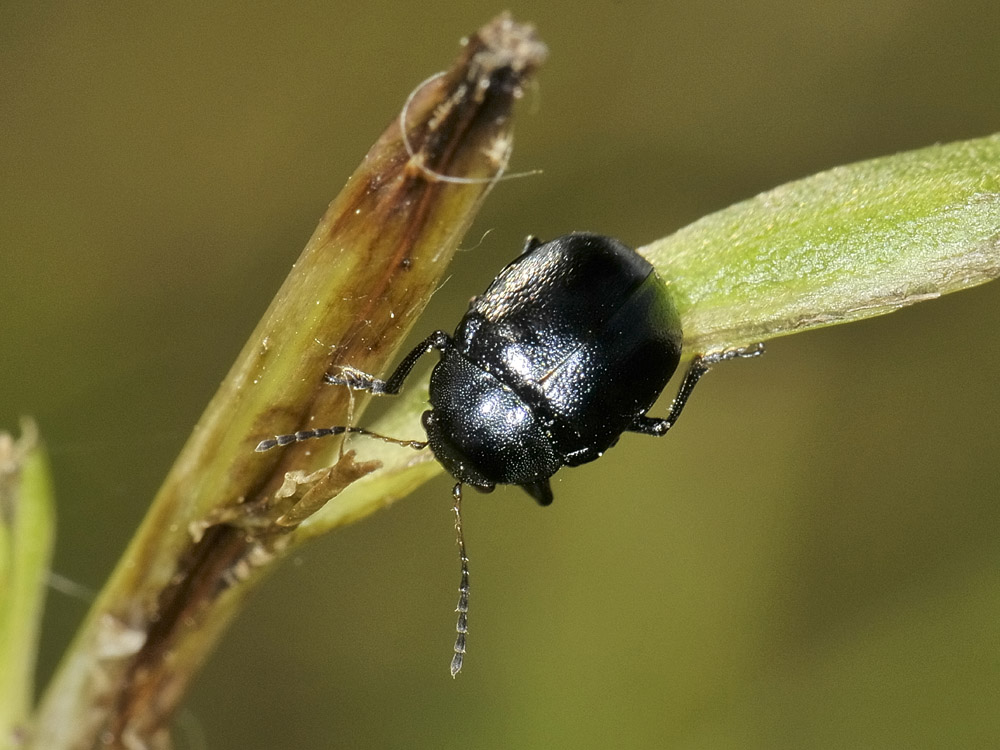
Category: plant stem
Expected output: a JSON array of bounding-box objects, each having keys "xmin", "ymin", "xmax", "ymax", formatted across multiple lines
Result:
[
  {"xmin": 31, "ymin": 15, "xmax": 545, "ymax": 750},
  {"xmin": 1, "ymin": 421, "xmax": 55, "ymax": 750}
]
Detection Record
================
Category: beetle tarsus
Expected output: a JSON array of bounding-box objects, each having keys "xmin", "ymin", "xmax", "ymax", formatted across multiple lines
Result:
[
  {"xmin": 324, "ymin": 367, "xmax": 388, "ymax": 393},
  {"xmin": 701, "ymin": 342, "xmax": 765, "ymax": 366},
  {"xmin": 326, "ymin": 331, "xmax": 453, "ymax": 397}
]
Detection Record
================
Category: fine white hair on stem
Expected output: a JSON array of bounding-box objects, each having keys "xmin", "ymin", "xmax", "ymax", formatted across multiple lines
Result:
[{"xmin": 399, "ymin": 71, "xmax": 541, "ymax": 186}]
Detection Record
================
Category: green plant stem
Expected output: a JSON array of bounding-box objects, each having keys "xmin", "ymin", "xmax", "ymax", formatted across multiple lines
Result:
[{"xmin": 0, "ymin": 421, "xmax": 55, "ymax": 750}]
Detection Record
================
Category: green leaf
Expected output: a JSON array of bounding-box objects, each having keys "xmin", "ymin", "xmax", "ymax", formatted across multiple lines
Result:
[
  {"xmin": 318, "ymin": 133, "xmax": 1000, "ymax": 527},
  {"xmin": 641, "ymin": 133, "xmax": 1000, "ymax": 353},
  {"xmin": 0, "ymin": 421, "xmax": 55, "ymax": 748}
]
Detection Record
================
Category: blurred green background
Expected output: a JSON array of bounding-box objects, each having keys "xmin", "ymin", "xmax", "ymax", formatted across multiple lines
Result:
[{"xmin": 3, "ymin": 2, "xmax": 999, "ymax": 748}]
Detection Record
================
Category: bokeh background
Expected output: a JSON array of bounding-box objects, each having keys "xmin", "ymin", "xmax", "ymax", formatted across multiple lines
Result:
[{"xmin": 3, "ymin": 2, "xmax": 999, "ymax": 748}]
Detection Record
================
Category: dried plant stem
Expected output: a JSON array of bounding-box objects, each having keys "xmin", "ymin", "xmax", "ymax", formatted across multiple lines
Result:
[{"xmin": 31, "ymin": 15, "xmax": 546, "ymax": 750}]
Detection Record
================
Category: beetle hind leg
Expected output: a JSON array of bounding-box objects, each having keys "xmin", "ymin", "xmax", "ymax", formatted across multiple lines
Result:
[{"xmin": 630, "ymin": 343, "xmax": 764, "ymax": 437}]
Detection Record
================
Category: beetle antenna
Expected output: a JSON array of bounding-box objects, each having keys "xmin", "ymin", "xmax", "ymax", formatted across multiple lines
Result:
[
  {"xmin": 450, "ymin": 482, "xmax": 470, "ymax": 677},
  {"xmin": 254, "ymin": 426, "xmax": 428, "ymax": 453},
  {"xmin": 400, "ymin": 71, "xmax": 540, "ymax": 185}
]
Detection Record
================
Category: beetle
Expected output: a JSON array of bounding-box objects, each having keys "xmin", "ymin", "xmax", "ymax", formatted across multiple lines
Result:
[{"xmin": 257, "ymin": 232, "xmax": 762, "ymax": 674}]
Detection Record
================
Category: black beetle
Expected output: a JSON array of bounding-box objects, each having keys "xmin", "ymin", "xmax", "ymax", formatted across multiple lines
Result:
[{"xmin": 257, "ymin": 232, "xmax": 762, "ymax": 674}]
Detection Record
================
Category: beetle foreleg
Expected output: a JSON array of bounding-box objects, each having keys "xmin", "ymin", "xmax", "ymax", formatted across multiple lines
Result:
[{"xmin": 324, "ymin": 330, "xmax": 452, "ymax": 395}]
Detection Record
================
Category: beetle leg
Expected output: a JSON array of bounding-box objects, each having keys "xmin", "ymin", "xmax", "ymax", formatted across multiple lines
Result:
[
  {"xmin": 324, "ymin": 330, "xmax": 452, "ymax": 395},
  {"xmin": 700, "ymin": 341, "xmax": 765, "ymax": 366},
  {"xmin": 630, "ymin": 359, "xmax": 711, "ymax": 436},
  {"xmin": 630, "ymin": 343, "xmax": 764, "ymax": 436}
]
